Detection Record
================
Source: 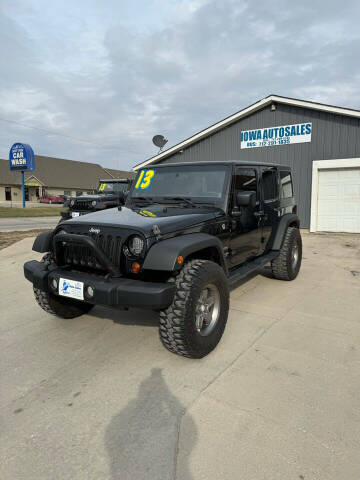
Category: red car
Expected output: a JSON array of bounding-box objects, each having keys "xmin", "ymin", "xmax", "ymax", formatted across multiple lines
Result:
[{"xmin": 39, "ymin": 194, "xmax": 64, "ymax": 204}]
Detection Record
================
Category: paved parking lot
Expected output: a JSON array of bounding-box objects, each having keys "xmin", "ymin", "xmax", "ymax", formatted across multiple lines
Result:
[{"xmin": 1, "ymin": 233, "xmax": 360, "ymax": 479}]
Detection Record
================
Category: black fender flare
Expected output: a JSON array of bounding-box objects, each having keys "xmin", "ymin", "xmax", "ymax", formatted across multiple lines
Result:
[
  {"xmin": 32, "ymin": 230, "xmax": 55, "ymax": 253},
  {"xmin": 268, "ymin": 213, "xmax": 300, "ymax": 251},
  {"xmin": 142, "ymin": 233, "xmax": 228, "ymax": 274}
]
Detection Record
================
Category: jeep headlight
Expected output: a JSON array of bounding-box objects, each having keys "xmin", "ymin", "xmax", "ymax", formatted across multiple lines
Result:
[
  {"xmin": 125, "ymin": 235, "xmax": 144, "ymax": 257},
  {"xmin": 70, "ymin": 199, "xmax": 75, "ymax": 207},
  {"xmin": 91, "ymin": 200, "xmax": 97, "ymax": 207},
  {"xmin": 56, "ymin": 229, "xmax": 67, "ymax": 245}
]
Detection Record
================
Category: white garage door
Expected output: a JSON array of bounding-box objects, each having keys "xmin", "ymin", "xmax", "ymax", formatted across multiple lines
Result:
[{"xmin": 317, "ymin": 168, "xmax": 360, "ymax": 233}]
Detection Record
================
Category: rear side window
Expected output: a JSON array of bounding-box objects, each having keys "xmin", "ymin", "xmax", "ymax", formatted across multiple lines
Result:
[
  {"xmin": 280, "ymin": 171, "xmax": 293, "ymax": 198},
  {"xmin": 262, "ymin": 169, "xmax": 278, "ymax": 201}
]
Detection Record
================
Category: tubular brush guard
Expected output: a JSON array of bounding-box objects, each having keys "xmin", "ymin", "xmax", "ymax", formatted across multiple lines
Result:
[{"xmin": 53, "ymin": 233, "xmax": 121, "ymax": 277}]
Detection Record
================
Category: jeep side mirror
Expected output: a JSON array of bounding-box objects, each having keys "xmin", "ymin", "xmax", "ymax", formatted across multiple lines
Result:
[
  {"xmin": 117, "ymin": 191, "xmax": 126, "ymax": 204},
  {"xmin": 236, "ymin": 190, "xmax": 256, "ymax": 208}
]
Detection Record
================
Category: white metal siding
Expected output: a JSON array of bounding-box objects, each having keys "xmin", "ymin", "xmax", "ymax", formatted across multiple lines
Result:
[{"xmin": 317, "ymin": 168, "xmax": 360, "ymax": 233}]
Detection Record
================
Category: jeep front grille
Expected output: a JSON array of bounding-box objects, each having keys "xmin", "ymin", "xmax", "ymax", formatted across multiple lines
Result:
[
  {"xmin": 61, "ymin": 232, "xmax": 122, "ymax": 271},
  {"xmin": 74, "ymin": 200, "xmax": 92, "ymax": 210}
]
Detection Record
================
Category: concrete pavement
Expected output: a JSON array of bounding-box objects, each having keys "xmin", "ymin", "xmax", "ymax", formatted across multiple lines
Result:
[
  {"xmin": 1, "ymin": 233, "xmax": 360, "ymax": 479},
  {"xmin": 0, "ymin": 216, "xmax": 60, "ymax": 231},
  {"xmin": 0, "ymin": 202, "xmax": 62, "ymax": 208}
]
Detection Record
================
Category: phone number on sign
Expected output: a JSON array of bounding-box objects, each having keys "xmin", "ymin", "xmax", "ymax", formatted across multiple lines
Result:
[{"xmin": 246, "ymin": 138, "xmax": 291, "ymax": 148}]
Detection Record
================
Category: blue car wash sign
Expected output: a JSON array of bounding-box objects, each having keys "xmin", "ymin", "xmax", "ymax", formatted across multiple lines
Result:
[
  {"xmin": 9, "ymin": 142, "xmax": 35, "ymax": 207},
  {"xmin": 240, "ymin": 122, "xmax": 312, "ymax": 149},
  {"xmin": 9, "ymin": 143, "xmax": 36, "ymax": 171}
]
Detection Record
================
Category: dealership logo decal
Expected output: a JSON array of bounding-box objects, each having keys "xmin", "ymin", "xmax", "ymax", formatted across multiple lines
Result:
[{"xmin": 240, "ymin": 122, "xmax": 312, "ymax": 149}]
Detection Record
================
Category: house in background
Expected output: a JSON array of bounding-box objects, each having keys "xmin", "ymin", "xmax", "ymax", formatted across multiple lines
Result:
[{"xmin": 0, "ymin": 155, "xmax": 135, "ymax": 203}]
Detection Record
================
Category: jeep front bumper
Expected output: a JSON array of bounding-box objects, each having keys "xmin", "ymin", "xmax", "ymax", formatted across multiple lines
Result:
[
  {"xmin": 61, "ymin": 210, "xmax": 89, "ymax": 219},
  {"xmin": 24, "ymin": 260, "xmax": 175, "ymax": 309}
]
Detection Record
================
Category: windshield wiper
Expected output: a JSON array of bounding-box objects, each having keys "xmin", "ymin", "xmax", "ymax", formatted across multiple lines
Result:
[
  {"xmin": 130, "ymin": 196, "xmax": 153, "ymax": 203},
  {"xmin": 163, "ymin": 197, "xmax": 199, "ymax": 208},
  {"xmin": 130, "ymin": 197, "xmax": 164, "ymax": 206}
]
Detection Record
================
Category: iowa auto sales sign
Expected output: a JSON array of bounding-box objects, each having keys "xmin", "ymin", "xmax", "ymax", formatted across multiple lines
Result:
[{"xmin": 240, "ymin": 122, "xmax": 312, "ymax": 149}]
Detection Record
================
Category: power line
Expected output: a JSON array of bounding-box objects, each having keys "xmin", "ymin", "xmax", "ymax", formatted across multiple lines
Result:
[{"xmin": 0, "ymin": 116, "xmax": 149, "ymax": 155}]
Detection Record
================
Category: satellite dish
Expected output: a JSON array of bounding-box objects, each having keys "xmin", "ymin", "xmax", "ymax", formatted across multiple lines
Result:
[{"xmin": 152, "ymin": 135, "xmax": 168, "ymax": 152}]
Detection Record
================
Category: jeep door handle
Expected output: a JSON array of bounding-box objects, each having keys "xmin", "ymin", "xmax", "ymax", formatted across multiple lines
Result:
[{"xmin": 254, "ymin": 211, "xmax": 265, "ymax": 218}]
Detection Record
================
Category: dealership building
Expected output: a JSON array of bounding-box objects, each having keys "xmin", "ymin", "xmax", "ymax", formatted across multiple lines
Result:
[
  {"xmin": 0, "ymin": 155, "xmax": 135, "ymax": 203},
  {"xmin": 134, "ymin": 95, "xmax": 360, "ymax": 233}
]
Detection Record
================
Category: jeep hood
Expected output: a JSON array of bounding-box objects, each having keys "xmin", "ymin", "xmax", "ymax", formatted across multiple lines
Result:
[{"xmin": 63, "ymin": 205, "xmax": 222, "ymax": 237}]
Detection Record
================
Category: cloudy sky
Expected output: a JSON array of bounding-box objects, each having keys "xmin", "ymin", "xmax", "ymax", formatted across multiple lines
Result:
[{"xmin": 0, "ymin": 0, "xmax": 359, "ymax": 171}]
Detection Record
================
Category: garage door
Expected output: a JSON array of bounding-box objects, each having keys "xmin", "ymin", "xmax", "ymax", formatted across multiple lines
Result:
[{"xmin": 317, "ymin": 168, "xmax": 360, "ymax": 233}]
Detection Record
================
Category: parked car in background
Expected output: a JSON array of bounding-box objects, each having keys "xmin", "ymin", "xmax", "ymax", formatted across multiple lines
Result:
[
  {"xmin": 60, "ymin": 194, "xmax": 72, "ymax": 203},
  {"xmin": 60, "ymin": 178, "xmax": 132, "ymax": 221},
  {"xmin": 39, "ymin": 194, "xmax": 64, "ymax": 204}
]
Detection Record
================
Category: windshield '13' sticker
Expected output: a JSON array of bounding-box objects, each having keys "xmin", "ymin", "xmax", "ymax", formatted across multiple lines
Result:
[
  {"xmin": 135, "ymin": 169, "xmax": 156, "ymax": 190},
  {"xmin": 99, "ymin": 183, "xmax": 106, "ymax": 191}
]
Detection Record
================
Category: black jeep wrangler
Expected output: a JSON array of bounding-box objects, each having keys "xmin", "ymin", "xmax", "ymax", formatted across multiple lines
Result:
[
  {"xmin": 24, "ymin": 162, "xmax": 302, "ymax": 358},
  {"xmin": 60, "ymin": 178, "xmax": 132, "ymax": 221}
]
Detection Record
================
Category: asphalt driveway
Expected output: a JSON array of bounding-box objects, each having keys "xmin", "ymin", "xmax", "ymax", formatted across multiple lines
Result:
[{"xmin": 1, "ymin": 233, "xmax": 359, "ymax": 479}]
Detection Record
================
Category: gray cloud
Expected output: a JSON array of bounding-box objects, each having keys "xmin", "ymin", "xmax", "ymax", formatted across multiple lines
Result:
[{"xmin": 0, "ymin": 0, "xmax": 359, "ymax": 170}]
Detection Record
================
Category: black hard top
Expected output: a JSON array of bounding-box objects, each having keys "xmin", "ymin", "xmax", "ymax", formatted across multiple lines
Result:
[{"xmin": 152, "ymin": 161, "xmax": 289, "ymax": 169}]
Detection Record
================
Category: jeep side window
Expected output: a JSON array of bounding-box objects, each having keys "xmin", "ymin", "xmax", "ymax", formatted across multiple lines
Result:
[
  {"xmin": 262, "ymin": 169, "xmax": 278, "ymax": 201},
  {"xmin": 280, "ymin": 170, "xmax": 293, "ymax": 198},
  {"xmin": 233, "ymin": 168, "xmax": 257, "ymax": 200}
]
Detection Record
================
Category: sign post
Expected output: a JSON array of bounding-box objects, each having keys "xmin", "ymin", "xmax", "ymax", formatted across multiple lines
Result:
[
  {"xmin": 21, "ymin": 171, "xmax": 25, "ymax": 208},
  {"xmin": 9, "ymin": 143, "xmax": 36, "ymax": 208}
]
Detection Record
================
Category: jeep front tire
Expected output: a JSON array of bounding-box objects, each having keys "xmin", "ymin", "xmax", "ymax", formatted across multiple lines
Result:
[
  {"xmin": 33, "ymin": 254, "xmax": 94, "ymax": 318},
  {"xmin": 159, "ymin": 259, "xmax": 229, "ymax": 358},
  {"xmin": 33, "ymin": 288, "xmax": 94, "ymax": 318}
]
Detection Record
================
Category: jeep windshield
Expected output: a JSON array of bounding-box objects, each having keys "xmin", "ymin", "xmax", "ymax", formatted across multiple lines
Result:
[
  {"xmin": 97, "ymin": 182, "xmax": 127, "ymax": 194},
  {"xmin": 129, "ymin": 164, "xmax": 230, "ymax": 209}
]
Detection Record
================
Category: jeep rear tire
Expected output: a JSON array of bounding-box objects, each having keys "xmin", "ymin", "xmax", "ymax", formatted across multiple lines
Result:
[
  {"xmin": 33, "ymin": 288, "xmax": 94, "ymax": 319},
  {"xmin": 271, "ymin": 226, "xmax": 302, "ymax": 281},
  {"xmin": 159, "ymin": 259, "xmax": 229, "ymax": 358}
]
